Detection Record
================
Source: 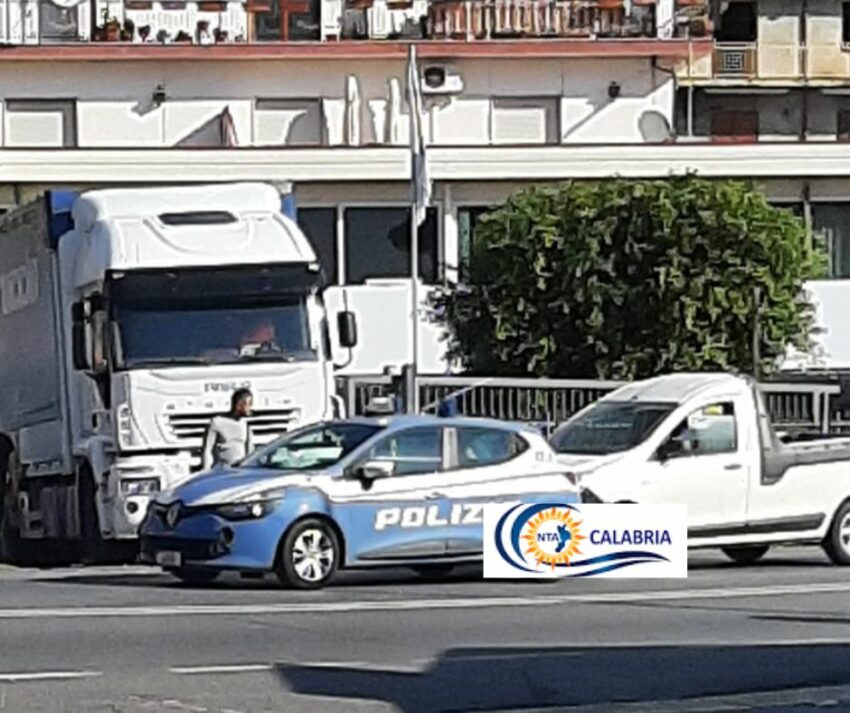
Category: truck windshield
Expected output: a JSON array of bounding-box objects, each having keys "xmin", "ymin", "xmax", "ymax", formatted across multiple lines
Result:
[
  {"xmin": 114, "ymin": 298, "xmax": 315, "ymax": 368},
  {"xmin": 550, "ymin": 401, "xmax": 674, "ymax": 456},
  {"xmin": 242, "ymin": 422, "xmax": 384, "ymax": 471}
]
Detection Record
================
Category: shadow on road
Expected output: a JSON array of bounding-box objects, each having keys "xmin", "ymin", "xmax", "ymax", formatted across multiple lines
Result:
[{"xmin": 275, "ymin": 643, "xmax": 850, "ymax": 713}]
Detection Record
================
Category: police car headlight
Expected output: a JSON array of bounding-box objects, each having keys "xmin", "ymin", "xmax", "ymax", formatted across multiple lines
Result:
[{"xmin": 214, "ymin": 490, "xmax": 285, "ymax": 521}]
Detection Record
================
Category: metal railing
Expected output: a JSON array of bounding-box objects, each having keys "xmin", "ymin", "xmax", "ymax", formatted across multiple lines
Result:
[{"xmin": 339, "ymin": 374, "xmax": 841, "ymax": 436}]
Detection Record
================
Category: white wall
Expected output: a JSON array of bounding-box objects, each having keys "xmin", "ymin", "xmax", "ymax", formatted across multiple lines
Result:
[{"xmin": 0, "ymin": 56, "xmax": 673, "ymax": 148}]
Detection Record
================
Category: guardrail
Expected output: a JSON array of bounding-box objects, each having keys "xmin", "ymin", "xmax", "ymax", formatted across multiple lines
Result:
[{"xmin": 338, "ymin": 374, "xmax": 841, "ymax": 436}]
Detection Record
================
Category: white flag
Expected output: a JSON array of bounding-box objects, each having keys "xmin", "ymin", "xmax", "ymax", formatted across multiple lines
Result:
[{"xmin": 406, "ymin": 44, "xmax": 431, "ymax": 227}]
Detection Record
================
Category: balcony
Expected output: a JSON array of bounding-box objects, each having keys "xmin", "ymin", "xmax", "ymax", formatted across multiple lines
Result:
[
  {"xmin": 3, "ymin": 0, "xmax": 698, "ymax": 46},
  {"xmin": 680, "ymin": 41, "xmax": 850, "ymax": 84}
]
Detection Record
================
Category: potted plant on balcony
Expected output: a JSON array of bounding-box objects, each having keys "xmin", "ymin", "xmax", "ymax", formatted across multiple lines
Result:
[
  {"xmin": 213, "ymin": 27, "xmax": 228, "ymax": 42},
  {"xmin": 121, "ymin": 18, "xmax": 135, "ymax": 41},
  {"xmin": 139, "ymin": 24, "xmax": 152, "ymax": 41}
]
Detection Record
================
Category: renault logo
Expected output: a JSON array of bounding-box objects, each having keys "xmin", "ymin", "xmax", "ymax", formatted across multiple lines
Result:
[{"xmin": 165, "ymin": 502, "xmax": 182, "ymax": 529}]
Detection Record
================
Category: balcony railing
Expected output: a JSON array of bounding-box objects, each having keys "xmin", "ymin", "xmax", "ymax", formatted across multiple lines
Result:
[
  {"xmin": 3, "ymin": 0, "xmax": 701, "ymax": 45},
  {"xmin": 681, "ymin": 42, "xmax": 850, "ymax": 82}
]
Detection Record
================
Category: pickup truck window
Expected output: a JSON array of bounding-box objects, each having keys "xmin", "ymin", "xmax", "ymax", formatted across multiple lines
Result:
[
  {"xmin": 663, "ymin": 402, "xmax": 737, "ymax": 457},
  {"xmin": 550, "ymin": 401, "xmax": 674, "ymax": 456}
]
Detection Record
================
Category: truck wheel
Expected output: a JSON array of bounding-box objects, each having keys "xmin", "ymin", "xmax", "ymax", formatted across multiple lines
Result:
[
  {"xmin": 169, "ymin": 568, "xmax": 220, "ymax": 586},
  {"xmin": 275, "ymin": 518, "xmax": 340, "ymax": 590},
  {"xmin": 722, "ymin": 545, "xmax": 770, "ymax": 565},
  {"xmin": 823, "ymin": 502, "xmax": 850, "ymax": 565}
]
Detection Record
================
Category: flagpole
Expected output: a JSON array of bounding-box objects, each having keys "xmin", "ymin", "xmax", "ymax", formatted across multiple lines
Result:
[{"xmin": 407, "ymin": 43, "xmax": 420, "ymax": 415}]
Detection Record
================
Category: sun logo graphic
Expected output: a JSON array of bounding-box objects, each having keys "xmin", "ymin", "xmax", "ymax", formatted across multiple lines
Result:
[{"xmin": 521, "ymin": 506, "xmax": 585, "ymax": 569}]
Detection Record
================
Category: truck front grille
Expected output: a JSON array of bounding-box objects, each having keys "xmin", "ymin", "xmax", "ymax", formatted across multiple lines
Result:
[{"xmin": 166, "ymin": 408, "xmax": 302, "ymax": 449}]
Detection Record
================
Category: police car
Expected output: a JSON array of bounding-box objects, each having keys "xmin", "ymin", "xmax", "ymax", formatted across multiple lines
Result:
[{"xmin": 140, "ymin": 415, "xmax": 579, "ymax": 588}]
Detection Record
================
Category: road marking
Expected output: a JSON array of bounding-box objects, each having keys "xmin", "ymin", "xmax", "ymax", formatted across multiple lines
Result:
[
  {"xmin": 0, "ymin": 671, "xmax": 102, "ymax": 683},
  {"xmin": 170, "ymin": 665, "xmax": 274, "ymax": 675},
  {"xmin": 0, "ymin": 581, "xmax": 847, "ymax": 620}
]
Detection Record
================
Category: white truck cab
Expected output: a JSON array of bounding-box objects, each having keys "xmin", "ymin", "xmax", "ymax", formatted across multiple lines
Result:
[
  {"xmin": 551, "ymin": 373, "xmax": 850, "ymax": 565},
  {"xmin": 0, "ymin": 183, "xmax": 357, "ymax": 562}
]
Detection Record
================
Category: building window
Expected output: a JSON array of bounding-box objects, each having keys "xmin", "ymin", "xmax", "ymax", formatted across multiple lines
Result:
[
  {"xmin": 715, "ymin": 1, "xmax": 757, "ymax": 43},
  {"xmin": 39, "ymin": 0, "xmax": 79, "ymax": 41},
  {"xmin": 297, "ymin": 207, "xmax": 337, "ymax": 284},
  {"xmin": 4, "ymin": 99, "xmax": 76, "ymax": 148},
  {"xmin": 839, "ymin": 110, "xmax": 850, "ymax": 141},
  {"xmin": 458, "ymin": 206, "xmax": 492, "ymax": 284},
  {"xmin": 490, "ymin": 97, "xmax": 559, "ymax": 145},
  {"xmin": 254, "ymin": 0, "xmax": 320, "ymax": 41},
  {"xmin": 343, "ymin": 207, "xmax": 438, "ymax": 285},
  {"xmin": 844, "ymin": 3, "xmax": 850, "ymax": 45},
  {"xmin": 812, "ymin": 203, "xmax": 850, "ymax": 278},
  {"xmin": 710, "ymin": 110, "xmax": 758, "ymax": 142},
  {"xmin": 254, "ymin": 99, "xmax": 323, "ymax": 146}
]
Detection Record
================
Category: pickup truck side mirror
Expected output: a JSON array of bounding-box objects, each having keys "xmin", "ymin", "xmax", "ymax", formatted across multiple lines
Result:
[
  {"xmin": 656, "ymin": 438, "xmax": 685, "ymax": 463},
  {"xmin": 338, "ymin": 311, "xmax": 358, "ymax": 349}
]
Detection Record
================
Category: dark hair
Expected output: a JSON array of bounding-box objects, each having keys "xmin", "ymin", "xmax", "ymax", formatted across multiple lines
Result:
[{"xmin": 231, "ymin": 388, "xmax": 253, "ymax": 411}]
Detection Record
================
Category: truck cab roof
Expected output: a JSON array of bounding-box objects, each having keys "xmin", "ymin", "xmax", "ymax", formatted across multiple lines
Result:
[{"xmin": 600, "ymin": 373, "xmax": 750, "ymax": 405}]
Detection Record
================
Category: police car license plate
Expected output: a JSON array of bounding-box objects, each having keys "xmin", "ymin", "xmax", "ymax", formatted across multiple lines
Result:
[{"xmin": 155, "ymin": 551, "xmax": 182, "ymax": 567}]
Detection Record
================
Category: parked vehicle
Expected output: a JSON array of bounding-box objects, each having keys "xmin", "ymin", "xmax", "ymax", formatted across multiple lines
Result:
[
  {"xmin": 0, "ymin": 183, "xmax": 357, "ymax": 564},
  {"xmin": 140, "ymin": 415, "xmax": 578, "ymax": 588},
  {"xmin": 550, "ymin": 372, "xmax": 850, "ymax": 565}
]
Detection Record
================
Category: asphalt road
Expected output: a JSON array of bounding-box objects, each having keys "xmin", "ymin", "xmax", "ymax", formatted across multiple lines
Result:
[{"xmin": 1, "ymin": 547, "xmax": 850, "ymax": 713}]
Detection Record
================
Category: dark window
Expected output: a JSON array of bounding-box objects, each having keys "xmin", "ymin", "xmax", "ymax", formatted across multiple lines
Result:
[
  {"xmin": 39, "ymin": 0, "xmax": 79, "ymax": 41},
  {"xmin": 812, "ymin": 203, "xmax": 850, "ymax": 278},
  {"xmin": 159, "ymin": 211, "xmax": 237, "ymax": 226},
  {"xmin": 839, "ymin": 110, "xmax": 850, "ymax": 141},
  {"xmin": 298, "ymin": 208, "xmax": 337, "ymax": 284},
  {"xmin": 364, "ymin": 426, "xmax": 443, "ymax": 476},
  {"xmin": 254, "ymin": 0, "xmax": 320, "ymax": 41},
  {"xmin": 344, "ymin": 207, "xmax": 438, "ymax": 284},
  {"xmin": 715, "ymin": 1, "xmax": 757, "ymax": 43},
  {"xmin": 458, "ymin": 206, "xmax": 492, "ymax": 284},
  {"xmin": 844, "ymin": 3, "xmax": 850, "ymax": 44},
  {"xmin": 663, "ymin": 403, "xmax": 737, "ymax": 457},
  {"xmin": 710, "ymin": 110, "xmax": 758, "ymax": 142},
  {"xmin": 457, "ymin": 427, "xmax": 528, "ymax": 468}
]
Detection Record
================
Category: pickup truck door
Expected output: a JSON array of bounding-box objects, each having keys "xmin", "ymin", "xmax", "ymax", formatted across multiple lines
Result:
[{"xmin": 638, "ymin": 400, "xmax": 749, "ymax": 530}]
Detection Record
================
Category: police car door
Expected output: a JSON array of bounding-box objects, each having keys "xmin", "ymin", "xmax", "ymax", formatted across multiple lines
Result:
[
  {"xmin": 439, "ymin": 425, "xmax": 571, "ymax": 557},
  {"xmin": 336, "ymin": 425, "xmax": 457, "ymax": 563}
]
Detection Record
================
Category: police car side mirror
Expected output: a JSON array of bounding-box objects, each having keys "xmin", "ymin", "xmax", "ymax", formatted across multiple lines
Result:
[{"xmin": 358, "ymin": 460, "xmax": 394, "ymax": 482}]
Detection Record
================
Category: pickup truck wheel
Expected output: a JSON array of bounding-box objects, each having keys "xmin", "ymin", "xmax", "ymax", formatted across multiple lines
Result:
[
  {"xmin": 275, "ymin": 518, "xmax": 340, "ymax": 590},
  {"xmin": 722, "ymin": 545, "xmax": 770, "ymax": 565},
  {"xmin": 823, "ymin": 502, "xmax": 850, "ymax": 565}
]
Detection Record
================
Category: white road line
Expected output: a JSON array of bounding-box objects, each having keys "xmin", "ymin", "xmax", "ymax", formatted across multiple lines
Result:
[
  {"xmin": 0, "ymin": 671, "xmax": 103, "ymax": 683},
  {"xmin": 0, "ymin": 581, "xmax": 847, "ymax": 620},
  {"xmin": 170, "ymin": 665, "xmax": 274, "ymax": 675}
]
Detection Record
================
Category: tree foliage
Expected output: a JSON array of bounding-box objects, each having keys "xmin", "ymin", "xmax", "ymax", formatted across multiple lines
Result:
[{"xmin": 438, "ymin": 177, "xmax": 825, "ymax": 379}]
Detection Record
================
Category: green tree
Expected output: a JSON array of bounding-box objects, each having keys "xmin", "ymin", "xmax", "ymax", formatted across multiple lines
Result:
[{"xmin": 439, "ymin": 177, "xmax": 825, "ymax": 379}]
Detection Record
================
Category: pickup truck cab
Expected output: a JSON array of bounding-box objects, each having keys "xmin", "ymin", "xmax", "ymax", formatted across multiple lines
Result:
[{"xmin": 550, "ymin": 373, "xmax": 850, "ymax": 565}]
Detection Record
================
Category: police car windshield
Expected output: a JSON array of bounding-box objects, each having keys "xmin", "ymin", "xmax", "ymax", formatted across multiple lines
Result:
[
  {"xmin": 243, "ymin": 423, "xmax": 384, "ymax": 471},
  {"xmin": 551, "ymin": 401, "xmax": 674, "ymax": 456}
]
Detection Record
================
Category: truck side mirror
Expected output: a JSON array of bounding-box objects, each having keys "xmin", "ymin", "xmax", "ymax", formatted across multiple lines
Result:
[
  {"xmin": 71, "ymin": 301, "xmax": 90, "ymax": 371},
  {"xmin": 338, "ymin": 311, "xmax": 358, "ymax": 349},
  {"xmin": 656, "ymin": 438, "xmax": 685, "ymax": 463}
]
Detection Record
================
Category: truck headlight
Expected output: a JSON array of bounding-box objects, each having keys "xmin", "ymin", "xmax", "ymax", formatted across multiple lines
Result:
[
  {"xmin": 121, "ymin": 477, "xmax": 161, "ymax": 496},
  {"xmin": 117, "ymin": 404, "xmax": 139, "ymax": 448}
]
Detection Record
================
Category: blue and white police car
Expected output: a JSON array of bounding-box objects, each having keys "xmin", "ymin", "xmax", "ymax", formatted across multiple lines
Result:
[{"xmin": 140, "ymin": 415, "xmax": 579, "ymax": 588}]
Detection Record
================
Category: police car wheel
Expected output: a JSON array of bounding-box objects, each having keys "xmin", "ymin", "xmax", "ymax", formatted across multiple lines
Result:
[
  {"xmin": 170, "ymin": 568, "xmax": 220, "ymax": 585},
  {"xmin": 277, "ymin": 518, "xmax": 340, "ymax": 589},
  {"xmin": 823, "ymin": 501, "xmax": 850, "ymax": 566}
]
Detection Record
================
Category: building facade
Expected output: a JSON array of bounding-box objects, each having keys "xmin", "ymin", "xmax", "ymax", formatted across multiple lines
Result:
[{"xmin": 0, "ymin": 0, "xmax": 849, "ymax": 372}]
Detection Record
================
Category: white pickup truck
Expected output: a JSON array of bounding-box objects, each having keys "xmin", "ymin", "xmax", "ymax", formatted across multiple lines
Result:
[{"xmin": 550, "ymin": 373, "xmax": 850, "ymax": 565}]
